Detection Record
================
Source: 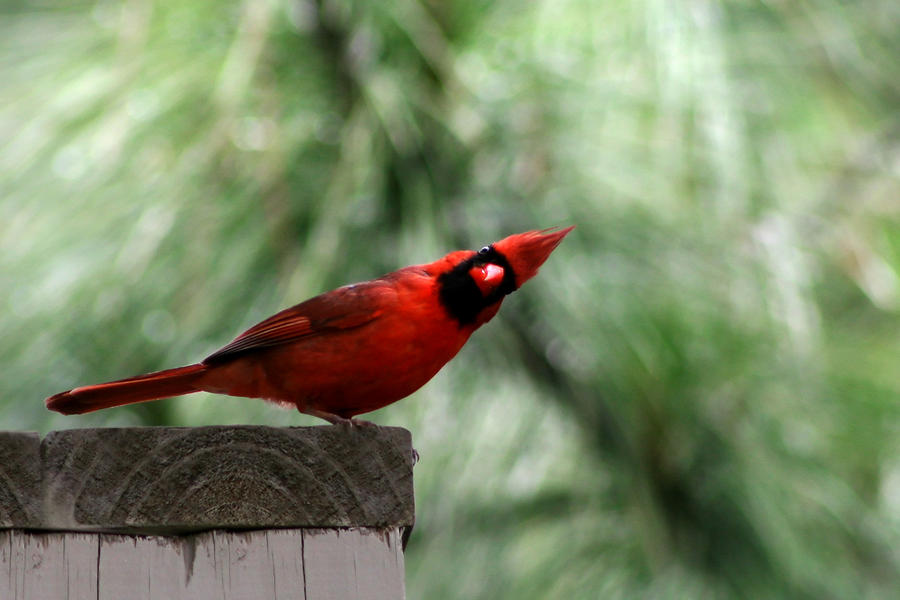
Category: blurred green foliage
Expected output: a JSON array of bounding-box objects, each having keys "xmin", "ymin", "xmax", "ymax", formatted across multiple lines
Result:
[{"xmin": 2, "ymin": 0, "xmax": 900, "ymax": 597}]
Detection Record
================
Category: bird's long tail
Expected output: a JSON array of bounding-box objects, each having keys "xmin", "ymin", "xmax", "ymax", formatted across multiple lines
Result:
[{"xmin": 46, "ymin": 364, "xmax": 207, "ymax": 415}]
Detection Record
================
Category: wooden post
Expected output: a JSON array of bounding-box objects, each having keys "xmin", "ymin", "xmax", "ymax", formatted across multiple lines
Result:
[{"xmin": 0, "ymin": 426, "xmax": 415, "ymax": 599}]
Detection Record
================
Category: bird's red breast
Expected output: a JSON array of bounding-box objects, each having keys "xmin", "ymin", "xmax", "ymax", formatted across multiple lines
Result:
[{"xmin": 197, "ymin": 267, "xmax": 475, "ymax": 417}]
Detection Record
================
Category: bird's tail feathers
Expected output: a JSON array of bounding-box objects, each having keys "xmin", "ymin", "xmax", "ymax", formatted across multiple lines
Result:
[{"xmin": 46, "ymin": 363, "xmax": 207, "ymax": 415}]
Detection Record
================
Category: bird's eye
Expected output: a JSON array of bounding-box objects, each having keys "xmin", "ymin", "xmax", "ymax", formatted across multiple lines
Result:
[{"xmin": 478, "ymin": 246, "xmax": 490, "ymax": 255}]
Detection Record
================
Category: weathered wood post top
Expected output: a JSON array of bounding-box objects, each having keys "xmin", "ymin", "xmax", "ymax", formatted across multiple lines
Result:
[{"xmin": 0, "ymin": 426, "xmax": 415, "ymax": 599}]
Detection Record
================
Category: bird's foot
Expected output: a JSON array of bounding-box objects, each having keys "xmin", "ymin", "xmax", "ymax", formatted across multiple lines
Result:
[{"xmin": 303, "ymin": 408, "xmax": 376, "ymax": 428}]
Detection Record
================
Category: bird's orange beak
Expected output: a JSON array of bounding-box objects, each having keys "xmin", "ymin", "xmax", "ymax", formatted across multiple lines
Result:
[{"xmin": 492, "ymin": 225, "xmax": 575, "ymax": 288}]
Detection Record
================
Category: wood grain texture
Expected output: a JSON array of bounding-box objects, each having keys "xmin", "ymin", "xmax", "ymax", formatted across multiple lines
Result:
[
  {"xmin": 0, "ymin": 531, "xmax": 26, "ymax": 599},
  {"xmin": 303, "ymin": 528, "xmax": 405, "ymax": 600},
  {"xmin": 0, "ymin": 426, "xmax": 413, "ymax": 533},
  {"xmin": 0, "ymin": 433, "xmax": 41, "ymax": 528},
  {"xmin": 61, "ymin": 533, "xmax": 98, "ymax": 598},
  {"xmin": 267, "ymin": 529, "xmax": 306, "ymax": 599},
  {"xmin": 98, "ymin": 535, "xmax": 152, "ymax": 600},
  {"xmin": 220, "ymin": 530, "xmax": 278, "ymax": 599},
  {"xmin": 177, "ymin": 530, "xmax": 226, "ymax": 599},
  {"xmin": 0, "ymin": 427, "xmax": 410, "ymax": 598},
  {"xmin": 3, "ymin": 528, "xmax": 402, "ymax": 599},
  {"xmin": 0, "ymin": 532, "xmax": 99, "ymax": 600},
  {"xmin": 23, "ymin": 534, "xmax": 66, "ymax": 598}
]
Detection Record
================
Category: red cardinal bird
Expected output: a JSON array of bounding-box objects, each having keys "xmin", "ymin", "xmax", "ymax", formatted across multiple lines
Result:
[{"xmin": 46, "ymin": 226, "xmax": 573, "ymax": 424}]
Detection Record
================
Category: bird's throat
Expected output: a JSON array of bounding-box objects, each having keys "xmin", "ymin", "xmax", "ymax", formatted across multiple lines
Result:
[{"xmin": 437, "ymin": 248, "xmax": 515, "ymax": 326}]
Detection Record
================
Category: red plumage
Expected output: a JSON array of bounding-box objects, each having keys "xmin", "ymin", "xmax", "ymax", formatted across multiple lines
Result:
[{"xmin": 46, "ymin": 226, "xmax": 573, "ymax": 424}]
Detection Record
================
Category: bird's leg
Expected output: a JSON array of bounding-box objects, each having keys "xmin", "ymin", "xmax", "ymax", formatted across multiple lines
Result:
[
  {"xmin": 302, "ymin": 407, "xmax": 352, "ymax": 425},
  {"xmin": 302, "ymin": 407, "xmax": 376, "ymax": 427}
]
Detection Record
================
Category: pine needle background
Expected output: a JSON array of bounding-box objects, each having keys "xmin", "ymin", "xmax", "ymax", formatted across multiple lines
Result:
[{"xmin": 2, "ymin": 1, "xmax": 899, "ymax": 597}]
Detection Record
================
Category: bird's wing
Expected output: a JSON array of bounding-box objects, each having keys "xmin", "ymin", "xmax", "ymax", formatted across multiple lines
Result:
[{"xmin": 203, "ymin": 280, "xmax": 392, "ymax": 364}]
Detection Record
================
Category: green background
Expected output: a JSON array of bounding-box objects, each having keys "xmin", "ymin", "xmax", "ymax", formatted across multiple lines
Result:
[{"xmin": 3, "ymin": 0, "xmax": 899, "ymax": 597}]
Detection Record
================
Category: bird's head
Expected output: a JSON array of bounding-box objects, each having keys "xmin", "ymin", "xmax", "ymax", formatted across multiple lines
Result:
[
  {"xmin": 434, "ymin": 226, "xmax": 574, "ymax": 327},
  {"xmin": 490, "ymin": 225, "xmax": 575, "ymax": 288}
]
